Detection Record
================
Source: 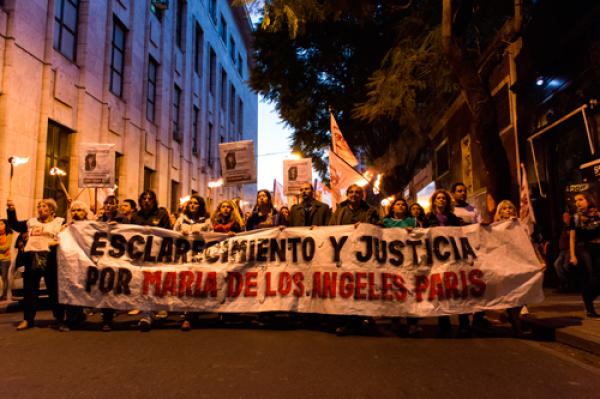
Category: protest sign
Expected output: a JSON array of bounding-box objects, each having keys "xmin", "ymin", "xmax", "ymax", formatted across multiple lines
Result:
[
  {"xmin": 78, "ymin": 144, "xmax": 116, "ymax": 188},
  {"xmin": 57, "ymin": 221, "xmax": 544, "ymax": 316},
  {"xmin": 218, "ymin": 140, "xmax": 256, "ymax": 185},
  {"xmin": 283, "ymin": 159, "xmax": 312, "ymax": 195}
]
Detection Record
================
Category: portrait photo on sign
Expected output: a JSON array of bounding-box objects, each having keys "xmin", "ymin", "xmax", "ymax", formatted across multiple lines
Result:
[{"xmin": 84, "ymin": 153, "xmax": 97, "ymax": 171}]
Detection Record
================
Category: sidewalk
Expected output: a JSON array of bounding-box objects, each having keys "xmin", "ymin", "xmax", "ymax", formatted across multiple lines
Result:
[{"xmin": 524, "ymin": 289, "xmax": 600, "ymax": 355}]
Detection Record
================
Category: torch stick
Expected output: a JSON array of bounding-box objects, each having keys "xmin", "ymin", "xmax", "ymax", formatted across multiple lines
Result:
[{"xmin": 49, "ymin": 166, "xmax": 71, "ymax": 201}]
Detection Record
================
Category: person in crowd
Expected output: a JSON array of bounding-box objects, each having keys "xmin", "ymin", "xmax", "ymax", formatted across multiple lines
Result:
[
  {"xmin": 278, "ymin": 206, "xmax": 290, "ymax": 226},
  {"xmin": 329, "ymin": 184, "xmax": 380, "ymax": 336},
  {"xmin": 246, "ymin": 190, "xmax": 282, "ymax": 230},
  {"xmin": 131, "ymin": 190, "xmax": 172, "ymax": 229},
  {"xmin": 451, "ymin": 182, "xmax": 482, "ymax": 225},
  {"xmin": 383, "ymin": 198, "xmax": 416, "ymax": 229},
  {"xmin": 130, "ymin": 190, "xmax": 171, "ymax": 331},
  {"xmin": 553, "ymin": 211, "xmax": 572, "ymax": 292},
  {"xmin": 211, "ymin": 200, "xmax": 244, "ymax": 234},
  {"xmin": 569, "ymin": 193, "xmax": 600, "ymax": 318},
  {"xmin": 119, "ymin": 199, "xmax": 137, "ymax": 223},
  {"xmin": 100, "ymin": 195, "xmax": 124, "ymax": 223},
  {"xmin": 7, "ymin": 199, "xmax": 66, "ymax": 331},
  {"xmin": 329, "ymin": 184, "xmax": 381, "ymax": 227},
  {"xmin": 0, "ymin": 219, "xmax": 14, "ymax": 301},
  {"xmin": 423, "ymin": 189, "xmax": 469, "ymax": 337},
  {"xmin": 493, "ymin": 199, "xmax": 526, "ymax": 335},
  {"xmin": 173, "ymin": 194, "xmax": 212, "ymax": 332},
  {"xmin": 409, "ymin": 203, "xmax": 425, "ymax": 227},
  {"xmin": 289, "ymin": 182, "xmax": 331, "ymax": 227},
  {"xmin": 451, "ymin": 182, "xmax": 490, "ymax": 333}
]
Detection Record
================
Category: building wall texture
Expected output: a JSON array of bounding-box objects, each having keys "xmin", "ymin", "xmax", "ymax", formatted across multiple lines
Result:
[{"xmin": 0, "ymin": 0, "xmax": 258, "ymax": 217}]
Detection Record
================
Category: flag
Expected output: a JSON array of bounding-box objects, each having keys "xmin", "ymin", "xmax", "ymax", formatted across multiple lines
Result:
[
  {"xmin": 330, "ymin": 112, "xmax": 358, "ymax": 167},
  {"xmin": 519, "ymin": 163, "xmax": 536, "ymax": 235},
  {"xmin": 272, "ymin": 179, "xmax": 286, "ymax": 209},
  {"xmin": 328, "ymin": 150, "xmax": 368, "ymax": 205}
]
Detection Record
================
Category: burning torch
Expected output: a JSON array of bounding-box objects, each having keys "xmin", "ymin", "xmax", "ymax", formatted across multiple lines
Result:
[
  {"xmin": 49, "ymin": 166, "xmax": 71, "ymax": 201},
  {"xmin": 7, "ymin": 156, "xmax": 29, "ymax": 198}
]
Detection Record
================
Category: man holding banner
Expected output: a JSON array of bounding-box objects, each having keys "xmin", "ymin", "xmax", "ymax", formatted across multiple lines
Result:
[{"xmin": 289, "ymin": 182, "xmax": 331, "ymax": 227}]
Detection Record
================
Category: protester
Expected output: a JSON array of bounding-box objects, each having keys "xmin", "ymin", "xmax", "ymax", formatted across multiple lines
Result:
[
  {"xmin": 130, "ymin": 190, "xmax": 171, "ymax": 331},
  {"xmin": 131, "ymin": 190, "xmax": 172, "ymax": 229},
  {"xmin": 568, "ymin": 193, "xmax": 600, "ymax": 318},
  {"xmin": 246, "ymin": 190, "xmax": 281, "ymax": 230},
  {"xmin": 409, "ymin": 203, "xmax": 425, "ymax": 227},
  {"xmin": 289, "ymin": 182, "xmax": 331, "ymax": 227},
  {"xmin": 100, "ymin": 195, "xmax": 125, "ymax": 223},
  {"xmin": 0, "ymin": 219, "xmax": 14, "ymax": 301},
  {"xmin": 553, "ymin": 212, "xmax": 572, "ymax": 292},
  {"xmin": 211, "ymin": 200, "xmax": 243, "ymax": 234},
  {"xmin": 119, "ymin": 198, "xmax": 137, "ymax": 223},
  {"xmin": 7, "ymin": 199, "xmax": 66, "ymax": 331},
  {"xmin": 423, "ymin": 189, "xmax": 469, "ymax": 337},
  {"xmin": 329, "ymin": 184, "xmax": 380, "ymax": 336},
  {"xmin": 383, "ymin": 198, "xmax": 416, "ymax": 229},
  {"xmin": 173, "ymin": 194, "xmax": 211, "ymax": 331},
  {"xmin": 329, "ymin": 184, "xmax": 381, "ymax": 226},
  {"xmin": 451, "ymin": 182, "xmax": 482, "ymax": 224},
  {"xmin": 278, "ymin": 206, "xmax": 290, "ymax": 226}
]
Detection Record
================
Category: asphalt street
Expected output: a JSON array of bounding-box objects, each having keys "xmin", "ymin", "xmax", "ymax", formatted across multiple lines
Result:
[{"xmin": 0, "ymin": 310, "xmax": 599, "ymax": 399}]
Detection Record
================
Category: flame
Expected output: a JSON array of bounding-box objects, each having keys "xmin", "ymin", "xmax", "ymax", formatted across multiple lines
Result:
[
  {"xmin": 356, "ymin": 180, "xmax": 369, "ymax": 187},
  {"xmin": 179, "ymin": 195, "xmax": 191, "ymax": 205},
  {"xmin": 49, "ymin": 166, "xmax": 67, "ymax": 176},
  {"xmin": 208, "ymin": 178, "xmax": 224, "ymax": 188},
  {"xmin": 9, "ymin": 156, "xmax": 30, "ymax": 166},
  {"xmin": 380, "ymin": 194, "xmax": 395, "ymax": 207},
  {"xmin": 373, "ymin": 173, "xmax": 383, "ymax": 195}
]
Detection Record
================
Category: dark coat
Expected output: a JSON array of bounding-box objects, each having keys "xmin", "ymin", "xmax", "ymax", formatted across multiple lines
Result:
[
  {"xmin": 289, "ymin": 199, "xmax": 331, "ymax": 227},
  {"xmin": 329, "ymin": 200, "xmax": 381, "ymax": 226},
  {"xmin": 423, "ymin": 211, "xmax": 462, "ymax": 227},
  {"xmin": 131, "ymin": 207, "xmax": 172, "ymax": 229}
]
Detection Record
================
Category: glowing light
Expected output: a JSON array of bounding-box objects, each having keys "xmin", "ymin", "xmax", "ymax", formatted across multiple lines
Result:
[
  {"xmin": 288, "ymin": 152, "xmax": 303, "ymax": 160},
  {"xmin": 356, "ymin": 180, "xmax": 369, "ymax": 187},
  {"xmin": 49, "ymin": 166, "xmax": 67, "ymax": 176},
  {"xmin": 179, "ymin": 195, "xmax": 191, "ymax": 205},
  {"xmin": 535, "ymin": 77, "xmax": 545, "ymax": 86},
  {"xmin": 208, "ymin": 178, "xmax": 224, "ymax": 188},
  {"xmin": 380, "ymin": 195, "xmax": 395, "ymax": 207},
  {"xmin": 373, "ymin": 173, "xmax": 383, "ymax": 195},
  {"xmin": 9, "ymin": 156, "xmax": 29, "ymax": 166}
]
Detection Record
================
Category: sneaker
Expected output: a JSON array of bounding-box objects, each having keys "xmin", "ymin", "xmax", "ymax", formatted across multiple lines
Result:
[
  {"xmin": 155, "ymin": 310, "xmax": 168, "ymax": 319},
  {"xmin": 16, "ymin": 320, "xmax": 30, "ymax": 331},
  {"xmin": 128, "ymin": 309, "xmax": 141, "ymax": 315},
  {"xmin": 101, "ymin": 323, "xmax": 112, "ymax": 332},
  {"xmin": 335, "ymin": 325, "xmax": 351, "ymax": 336},
  {"xmin": 586, "ymin": 312, "xmax": 600, "ymax": 319},
  {"xmin": 58, "ymin": 323, "xmax": 70, "ymax": 333},
  {"xmin": 138, "ymin": 319, "xmax": 151, "ymax": 332},
  {"xmin": 181, "ymin": 320, "xmax": 191, "ymax": 331}
]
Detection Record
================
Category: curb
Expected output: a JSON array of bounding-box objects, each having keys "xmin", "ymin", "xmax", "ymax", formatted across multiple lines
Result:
[
  {"xmin": 524, "ymin": 317, "xmax": 600, "ymax": 356},
  {"xmin": 0, "ymin": 301, "xmax": 19, "ymax": 314}
]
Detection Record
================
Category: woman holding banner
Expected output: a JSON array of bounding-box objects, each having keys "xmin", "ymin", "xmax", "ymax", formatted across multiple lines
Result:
[
  {"xmin": 174, "ymin": 194, "xmax": 212, "ymax": 331},
  {"xmin": 569, "ymin": 193, "xmax": 600, "ymax": 318},
  {"xmin": 246, "ymin": 190, "xmax": 282, "ymax": 230},
  {"xmin": 423, "ymin": 189, "xmax": 469, "ymax": 338},
  {"xmin": 7, "ymin": 199, "xmax": 66, "ymax": 331},
  {"xmin": 211, "ymin": 200, "xmax": 244, "ymax": 234}
]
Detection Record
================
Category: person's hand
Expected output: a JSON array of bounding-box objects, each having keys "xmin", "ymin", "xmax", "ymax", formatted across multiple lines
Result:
[
  {"xmin": 569, "ymin": 255, "xmax": 577, "ymax": 266},
  {"xmin": 309, "ymin": 225, "xmax": 317, "ymax": 230},
  {"xmin": 278, "ymin": 225, "xmax": 286, "ymax": 231},
  {"xmin": 6, "ymin": 199, "xmax": 15, "ymax": 211},
  {"xmin": 227, "ymin": 231, "xmax": 236, "ymax": 237},
  {"xmin": 354, "ymin": 222, "xmax": 361, "ymax": 229}
]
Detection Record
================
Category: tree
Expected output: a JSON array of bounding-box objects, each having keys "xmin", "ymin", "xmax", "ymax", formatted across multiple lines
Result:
[{"xmin": 248, "ymin": 0, "xmax": 518, "ymax": 200}]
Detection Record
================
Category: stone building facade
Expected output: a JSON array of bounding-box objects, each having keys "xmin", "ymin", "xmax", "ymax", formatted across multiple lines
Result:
[{"xmin": 0, "ymin": 0, "xmax": 258, "ymax": 217}]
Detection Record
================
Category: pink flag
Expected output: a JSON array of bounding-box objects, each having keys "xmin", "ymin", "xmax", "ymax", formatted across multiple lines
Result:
[
  {"xmin": 328, "ymin": 150, "xmax": 368, "ymax": 205},
  {"xmin": 272, "ymin": 179, "xmax": 286, "ymax": 209},
  {"xmin": 519, "ymin": 163, "xmax": 536, "ymax": 235},
  {"xmin": 331, "ymin": 112, "xmax": 359, "ymax": 167}
]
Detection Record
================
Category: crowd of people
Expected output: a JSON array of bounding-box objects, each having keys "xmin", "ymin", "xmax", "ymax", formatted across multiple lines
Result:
[{"xmin": 1, "ymin": 180, "xmax": 597, "ymax": 338}]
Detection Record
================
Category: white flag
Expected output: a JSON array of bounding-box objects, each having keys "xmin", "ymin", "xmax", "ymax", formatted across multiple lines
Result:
[
  {"xmin": 519, "ymin": 163, "xmax": 536, "ymax": 235},
  {"xmin": 272, "ymin": 179, "xmax": 286, "ymax": 209},
  {"xmin": 331, "ymin": 112, "xmax": 359, "ymax": 167}
]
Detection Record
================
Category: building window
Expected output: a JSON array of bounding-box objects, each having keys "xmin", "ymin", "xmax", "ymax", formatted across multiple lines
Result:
[
  {"xmin": 220, "ymin": 69, "xmax": 227, "ymax": 110},
  {"xmin": 194, "ymin": 23, "xmax": 204, "ymax": 76},
  {"xmin": 173, "ymin": 85, "xmax": 182, "ymax": 142},
  {"xmin": 175, "ymin": 0, "xmax": 185, "ymax": 49},
  {"xmin": 110, "ymin": 17, "xmax": 126, "ymax": 97},
  {"xmin": 237, "ymin": 53, "xmax": 243, "ymax": 77},
  {"xmin": 219, "ymin": 15, "xmax": 227, "ymax": 44},
  {"xmin": 229, "ymin": 37, "xmax": 236, "ymax": 62},
  {"xmin": 44, "ymin": 121, "xmax": 71, "ymax": 217},
  {"xmin": 435, "ymin": 140, "xmax": 450, "ymax": 178},
  {"xmin": 229, "ymin": 85, "xmax": 236, "ymax": 124},
  {"xmin": 146, "ymin": 57, "xmax": 158, "ymax": 122},
  {"xmin": 237, "ymin": 98, "xmax": 244, "ymax": 133},
  {"xmin": 192, "ymin": 106, "xmax": 199, "ymax": 154},
  {"xmin": 150, "ymin": 0, "xmax": 167, "ymax": 19},
  {"xmin": 209, "ymin": 48, "xmax": 216, "ymax": 95},
  {"xmin": 54, "ymin": 0, "xmax": 79, "ymax": 61},
  {"xmin": 114, "ymin": 152, "xmax": 123, "ymax": 195},
  {"xmin": 171, "ymin": 180, "xmax": 180, "ymax": 213},
  {"xmin": 208, "ymin": 0, "xmax": 217, "ymax": 24},
  {"xmin": 143, "ymin": 167, "xmax": 155, "ymax": 192},
  {"xmin": 207, "ymin": 122, "xmax": 213, "ymax": 167}
]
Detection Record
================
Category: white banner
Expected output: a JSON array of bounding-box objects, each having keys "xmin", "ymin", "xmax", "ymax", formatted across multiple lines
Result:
[
  {"xmin": 218, "ymin": 140, "xmax": 256, "ymax": 186},
  {"xmin": 78, "ymin": 143, "xmax": 115, "ymax": 188},
  {"xmin": 283, "ymin": 158, "xmax": 312, "ymax": 195},
  {"xmin": 57, "ymin": 221, "xmax": 544, "ymax": 316}
]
